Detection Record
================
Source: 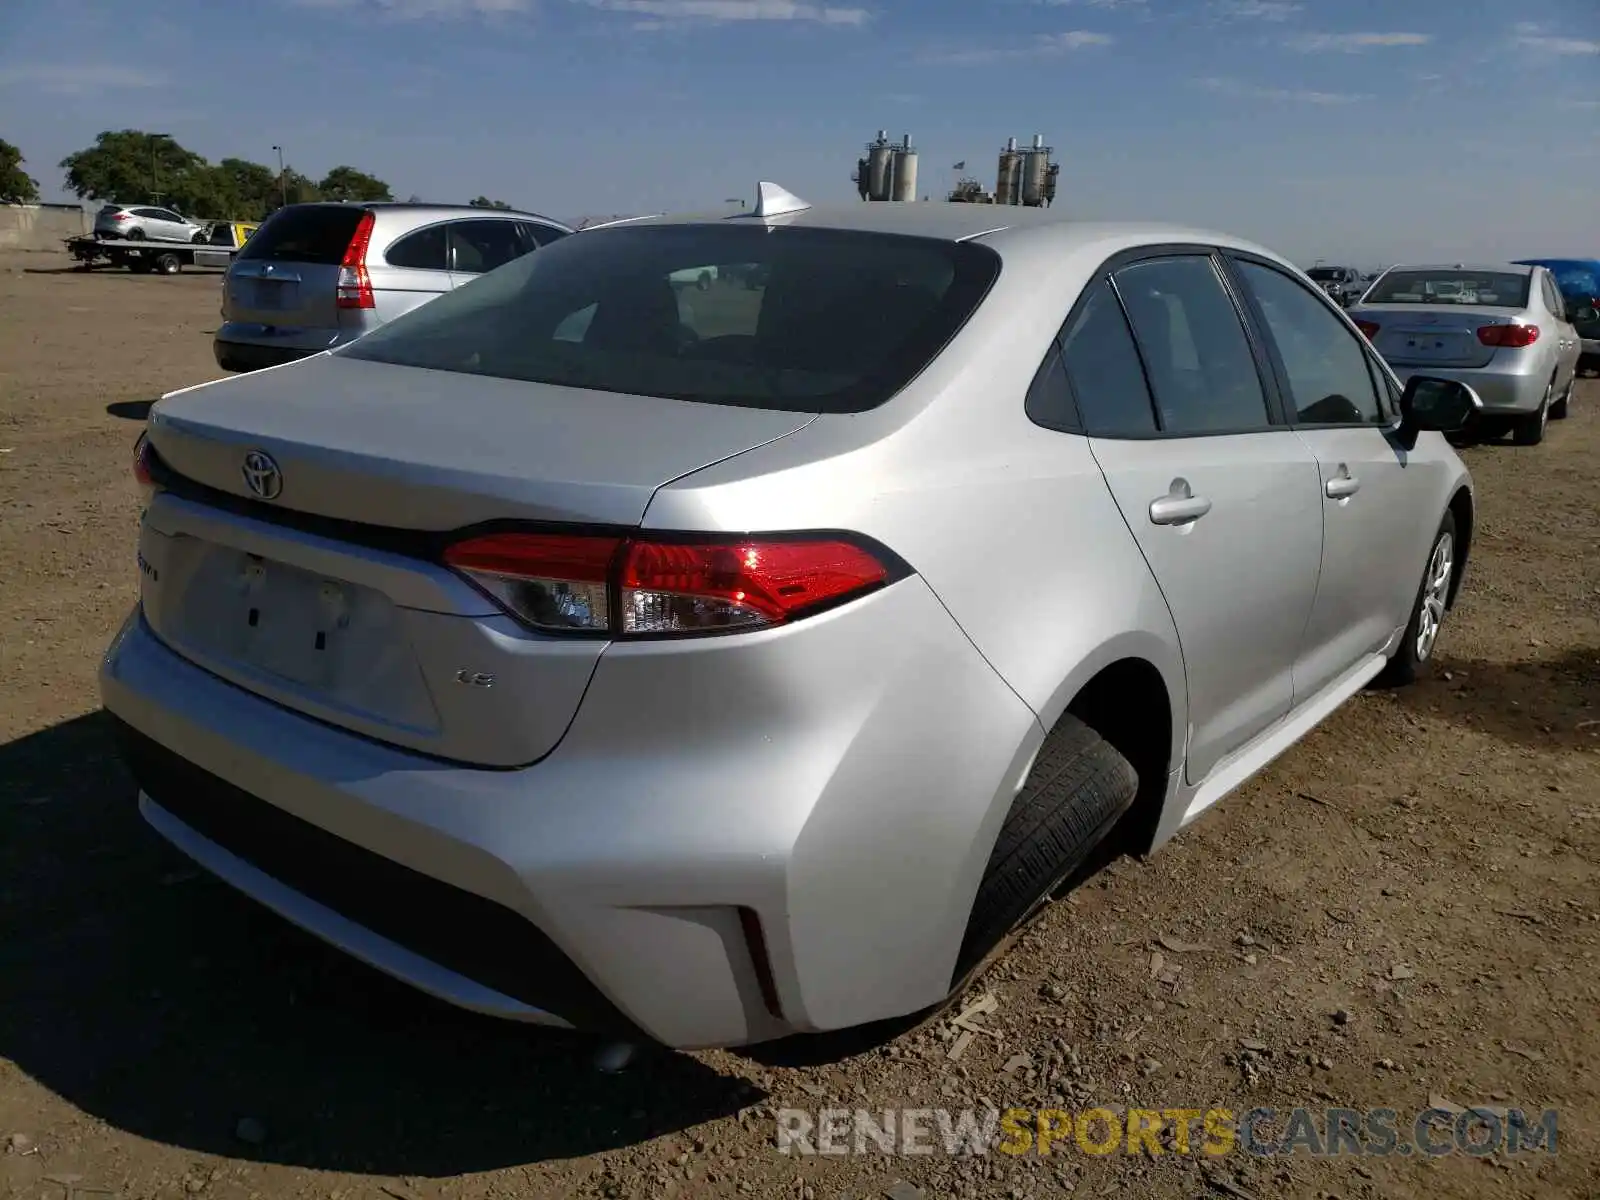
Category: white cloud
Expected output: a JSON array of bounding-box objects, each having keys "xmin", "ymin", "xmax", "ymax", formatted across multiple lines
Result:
[
  {"xmin": 1211, "ymin": 0, "xmax": 1302, "ymax": 19},
  {"xmin": 288, "ymin": 0, "xmax": 527, "ymax": 16},
  {"xmin": 578, "ymin": 0, "xmax": 870, "ymax": 24},
  {"xmin": 1036, "ymin": 0, "xmax": 1146, "ymax": 9},
  {"xmin": 0, "ymin": 64, "xmax": 167, "ymax": 94},
  {"xmin": 924, "ymin": 29, "xmax": 1112, "ymax": 65},
  {"xmin": 1287, "ymin": 31, "xmax": 1432, "ymax": 52},
  {"xmin": 1514, "ymin": 29, "xmax": 1600, "ymax": 55},
  {"xmin": 1197, "ymin": 75, "xmax": 1369, "ymax": 104}
]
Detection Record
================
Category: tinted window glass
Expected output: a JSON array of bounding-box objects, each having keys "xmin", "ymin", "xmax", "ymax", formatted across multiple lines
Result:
[
  {"xmin": 449, "ymin": 219, "xmax": 528, "ymax": 274},
  {"xmin": 385, "ymin": 224, "xmax": 449, "ymax": 270},
  {"xmin": 239, "ymin": 205, "xmax": 365, "ymax": 265},
  {"xmin": 1058, "ymin": 279, "xmax": 1156, "ymax": 436},
  {"xmin": 1024, "ymin": 343, "xmax": 1077, "ymax": 433},
  {"xmin": 1364, "ymin": 269, "xmax": 1530, "ymax": 308},
  {"xmin": 1235, "ymin": 260, "xmax": 1382, "ymax": 425},
  {"xmin": 1543, "ymin": 274, "xmax": 1565, "ymax": 317},
  {"xmin": 338, "ymin": 225, "xmax": 1001, "ymax": 414},
  {"xmin": 522, "ymin": 222, "xmax": 568, "ymax": 247},
  {"xmin": 1113, "ymin": 256, "xmax": 1270, "ymax": 434}
]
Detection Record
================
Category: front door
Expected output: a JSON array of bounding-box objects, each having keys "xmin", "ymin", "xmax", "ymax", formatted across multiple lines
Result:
[
  {"xmin": 1076, "ymin": 254, "xmax": 1324, "ymax": 785},
  {"xmin": 1226, "ymin": 255, "xmax": 1437, "ymax": 701}
]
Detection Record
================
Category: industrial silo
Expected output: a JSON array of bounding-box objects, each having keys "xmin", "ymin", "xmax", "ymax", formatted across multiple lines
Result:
[
  {"xmin": 866, "ymin": 131, "xmax": 895, "ymax": 202},
  {"xmin": 889, "ymin": 134, "xmax": 918, "ymax": 202},
  {"xmin": 995, "ymin": 137, "xmax": 1022, "ymax": 206},
  {"xmin": 1020, "ymin": 134, "xmax": 1051, "ymax": 207}
]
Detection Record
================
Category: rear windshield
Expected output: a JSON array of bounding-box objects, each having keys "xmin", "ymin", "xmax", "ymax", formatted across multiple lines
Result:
[
  {"xmin": 1364, "ymin": 269, "xmax": 1530, "ymax": 308},
  {"xmin": 336, "ymin": 224, "xmax": 1001, "ymax": 414},
  {"xmin": 238, "ymin": 205, "xmax": 366, "ymax": 265}
]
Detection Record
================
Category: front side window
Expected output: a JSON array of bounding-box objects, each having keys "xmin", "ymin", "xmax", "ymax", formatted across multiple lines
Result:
[
  {"xmin": 337, "ymin": 224, "xmax": 1001, "ymax": 414},
  {"xmin": 448, "ymin": 219, "xmax": 529, "ymax": 274},
  {"xmin": 1234, "ymin": 259, "xmax": 1383, "ymax": 426},
  {"xmin": 1113, "ymin": 255, "xmax": 1271, "ymax": 434}
]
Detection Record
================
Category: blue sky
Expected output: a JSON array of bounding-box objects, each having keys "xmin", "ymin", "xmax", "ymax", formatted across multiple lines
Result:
[{"xmin": 1, "ymin": 0, "xmax": 1595, "ymax": 264}]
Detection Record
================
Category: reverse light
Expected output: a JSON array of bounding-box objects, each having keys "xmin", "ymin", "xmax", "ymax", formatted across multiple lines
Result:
[
  {"xmin": 1476, "ymin": 323, "xmax": 1539, "ymax": 349},
  {"xmin": 335, "ymin": 210, "xmax": 376, "ymax": 310},
  {"xmin": 442, "ymin": 531, "xmax": 898, "ymax": 638}
]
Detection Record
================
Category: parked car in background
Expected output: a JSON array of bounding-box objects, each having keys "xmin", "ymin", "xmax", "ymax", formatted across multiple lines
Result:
[
  {"xmin": 105, "ymin": 191, "xmax": 1478, "ymax": 1050},
  {"xmin": 1349, "ymin": 263, "xmax": 1581, "ymax": 445},
  {"xmin": 213, "ymin": 202, "xmax": 572, "ymax": 373},
  {"xmin": 1306, "ymin": 265, "xmax": 1367, "ymax": 307},
  {"xmin": 1513, "ymin": 258, "xmax": 1600, "ymax": 375},
  {"xmin": 191, "ymin": 221, "xmax": 260, "ymax": 270},
  {"xmin": 94, "ymin": 203, "xmax": 208, "ymax": 244}
]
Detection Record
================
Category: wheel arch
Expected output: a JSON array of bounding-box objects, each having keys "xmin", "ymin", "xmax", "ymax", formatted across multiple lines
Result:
[{"xmin": 1446, "ymin": 485, "xmax": 1473, "ymax": 609}]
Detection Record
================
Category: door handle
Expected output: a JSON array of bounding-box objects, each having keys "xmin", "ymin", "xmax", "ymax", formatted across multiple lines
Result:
[
  {"xmin": 1326, "ymin": 473, "xmax": 1361, "ymax": 499},
  {"xmin": 1149, "ymin": 494, "xmax": 1212, "ymax": 525}
]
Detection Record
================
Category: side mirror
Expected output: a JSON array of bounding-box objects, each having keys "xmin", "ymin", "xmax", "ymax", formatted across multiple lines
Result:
[{"xmin": 1398, "ymin": 376, "xmax": 1482, "ymax": 447}]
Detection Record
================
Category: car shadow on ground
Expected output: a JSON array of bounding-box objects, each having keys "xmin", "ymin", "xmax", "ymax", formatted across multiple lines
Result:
[
  {"xmin": 0, "ymin": 711, "xmax": 761, "ymax": 1175},
  {"xmin": 1393, "ymin": 647, "xmax": 1600, "ymax": 751},
  {"xmin": 106, "ymin": 399, "xmax": 154, "ymax": 421}
]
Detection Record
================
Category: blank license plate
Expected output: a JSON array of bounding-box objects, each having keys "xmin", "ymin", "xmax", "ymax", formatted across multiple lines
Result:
[{"xmin": 233, "ymin": 560, "xmax": 349, "ymax": 687}]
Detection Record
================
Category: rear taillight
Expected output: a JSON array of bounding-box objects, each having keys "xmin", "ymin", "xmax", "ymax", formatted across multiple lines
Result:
[
  {"xmin": 1475, "ymin": 323, "xmax": 1539, "ymax": 348},
  {"xmin": 1353, "ymin": 320, "xmax": 1381, "ymax": 339},
  {"xmin": 335, "ymin": 210, "xmax": 376, "ymax": 309},
  {"xmin": 133, "ymin": 431, "xmax": 158, "ymax": 503},
  {"xmin": 442, "ymin": 531, "xmax": 898, "ymax": 638}
]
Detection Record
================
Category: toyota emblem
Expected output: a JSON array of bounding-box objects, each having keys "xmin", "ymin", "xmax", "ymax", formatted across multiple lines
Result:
[{"xmin": 241, "ymin": 450, "xmax": 283, "ymax": 500}]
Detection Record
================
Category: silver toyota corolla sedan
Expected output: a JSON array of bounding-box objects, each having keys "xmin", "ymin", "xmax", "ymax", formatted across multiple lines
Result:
[
  {"xmin": 1348, "ymin": 262, "xmax": 1582, "ymax": 445},
  {"xmin": 102, "ymin": 186, "xmax": 1478, "ymax": 1050}
]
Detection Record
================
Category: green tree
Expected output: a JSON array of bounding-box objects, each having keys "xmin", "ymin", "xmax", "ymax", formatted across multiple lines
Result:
[
  {"xmin": 469, "ymin": 195, "xmax": 513, "ymax": 209},
  {"xmin": 1, "ymin": 139, "xmax": 40, "ymax": 204},
  {"xmin": 318, "ymin": 165, "xmax": 392, "ymax": 203},
  {"xmin": 207, "ymin": 157, "xmax": 283, "ymax": 220},
  {"xmin": 60, "ymin": 130, "xmax": 208, "ymax": 207}
]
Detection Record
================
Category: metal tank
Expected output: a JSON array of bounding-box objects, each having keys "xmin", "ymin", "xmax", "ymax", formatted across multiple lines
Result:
[
  {"xmin": 889, "ymin": 135, "xmax": 918, "ymax": 202},
  {"xmin": 1043, "ymin": 161, "xmax": 1060, "ymax": 208},
  {"xmin": 866, "ymin": 131, "xmax": 894, "ymax": 202},
  {"xmin": 1020, "ymin": 134, "xmax": 1052, "ymax": 207},
  {"xmin": 995, "ymin": 137, "xmax": 1022, "ymax": 206}
]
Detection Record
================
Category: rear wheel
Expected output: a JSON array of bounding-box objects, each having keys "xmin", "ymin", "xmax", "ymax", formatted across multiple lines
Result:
[
  {"xmin": 152, "ymin": 252, "xmax": 181, "ymax": 275},
  {"xmin": 1377, "ymin": 510, "xmax": 1456, "ymax": 687},
  {"xmin": 1511, "ymin": 383, "xmax": 1552, "ymax": 445},
  {"xmin": 954, "ymin": 714, "xmax": 1138, "ymax": 983},
  {"xmin": 124, "ymin": 227, "xmax": 144, "ymax": 242}
]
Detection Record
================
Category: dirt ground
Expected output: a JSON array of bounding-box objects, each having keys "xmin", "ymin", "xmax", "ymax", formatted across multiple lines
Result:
[{"xmin": 1, "ymin": 249, "xmax": 1597, "ymax": 1200}]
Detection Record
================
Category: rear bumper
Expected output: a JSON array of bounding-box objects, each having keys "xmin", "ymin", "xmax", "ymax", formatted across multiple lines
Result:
[
  {"xmin": 1390, "ymin": 364, "xmax": 1548, "ymax": 413},
  {"xmin": 99, "ymin": 582, "xmax": 1042, "ymax": 1050},
  {"xmin": 213, "ymin": 339, "xmax": 321, "ymax": 373}
]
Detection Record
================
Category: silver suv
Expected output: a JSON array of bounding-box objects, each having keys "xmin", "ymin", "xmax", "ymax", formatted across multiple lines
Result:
[{"xmin": 213, "ymin": 202, "xmax": 572, "ymax": 373}]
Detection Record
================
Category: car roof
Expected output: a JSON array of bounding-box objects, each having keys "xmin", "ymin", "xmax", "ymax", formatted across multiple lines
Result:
[
  {"xmin": 1380, "ymin": 262, "xmax": 1534, "ymax": 275},
  {"xmin": 284, "ymin": 200, "xmax": 570, "ymax": 228},
  {"xmin": 1514, "ymin": 257, "xmax": 1600, "ymax": 270},
  {"xmin": 588, "ymin": 197, "xmax": 1290, "ymax": 263}
]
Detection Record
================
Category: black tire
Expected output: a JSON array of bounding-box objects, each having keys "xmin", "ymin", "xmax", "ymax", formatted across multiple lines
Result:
[
  {"xmin": 152, "ymin": 252, "xmax": 181, "ymax": 275},
  {"xmin": 1511, "ymin": 383, "xmax": 1552, "ymax": 446},
  {"xmin": 1377, "ymin": 509, "xmax": 1457, "ymax": 687},
  {"xmin": 954, "ymin": 715, "xmax": 1138, "ymax": 980},
  {"xmin": 125, "ymin": 227, "xmax": 144, "ymax": 242},
  {"xmin": 1550, "ymin": 380, "xmax": 1571, "ymax": 420}
]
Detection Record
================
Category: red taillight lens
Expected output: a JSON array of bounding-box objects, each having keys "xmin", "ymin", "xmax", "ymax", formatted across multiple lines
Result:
[
  {"xmin": 335, "ymin": 210, "xmax": 376, "ymax": 310},
  {"xmin": 112, "ymin": 212, "xmax": 130, "ymax": 221},
  {"xmin": 1353, "ymin": 320, "xmax": 1381, "ymax": 339},
  {"xmin": 1476, "ymin": 323, "xmax": 1539, "ymax": 348},
  {"xmin": 444, "ymin": 533, "xmax": 620, "ymax": 633},
  {"xmin": 443, "ymin": 532, "xmax": 896, "ymax": 638},
  {"xmin": 133, "ymin": 431, "xmax": 155, "ymax": 486}
]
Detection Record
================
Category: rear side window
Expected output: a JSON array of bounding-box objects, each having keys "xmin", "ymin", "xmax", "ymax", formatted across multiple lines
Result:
[
  {"xmin": 239, "ymin": 206, "xmax": 366, "ymax": 265},
  {"xmin": 1113, "ymin": 256, "xmax": 1271, "ymax": 434},
  {"xmin": 337, "ymin": 225, "xmax": 1001, "ymax": 414},
  {"xmin": 386, "ymin": 224, "xmax": 449, "ymax": 270},
  {"xmin": 522, "ymin": 222, "xmax": 568, "ymax": 247},
  {"xmin": 1059, "ymin": 279, "xmax": 1157, "ymax": 437},
  {"xmin": 448, "ymin": 219, "xmax": 528, "ymax": 274}
]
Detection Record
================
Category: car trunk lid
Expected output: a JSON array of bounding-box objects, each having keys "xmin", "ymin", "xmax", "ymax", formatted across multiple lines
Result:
[
  {"xmin": 138, "ymin": 354, "xmax": 813, "ymax": 766},
  {"xmin": 224, "ymin": 205, "xmax": 365, "ymax": 334},
  {"xmin": 1351, "ymin": 304, "xmax": 1511, "ymax": 369}
]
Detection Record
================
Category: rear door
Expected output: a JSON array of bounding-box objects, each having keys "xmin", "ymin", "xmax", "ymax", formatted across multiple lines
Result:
[
  {"xmin": 372, "ymin": 220, "xmax": 453, "ymax": 320},
  {"xmin": 1077, "ymin": 251, "xmax": 1324, "ymax": 785},
  {"xmin": 226, "ymin": 205, "xmax": 367, "ymax": 332},
  {"xmin": 447, "ymin": 218, "xmax": 536, "ymax": 289},
  {"xmin": 1226, "ymin": 255, "xmax": 1431, "ymax": 701}
]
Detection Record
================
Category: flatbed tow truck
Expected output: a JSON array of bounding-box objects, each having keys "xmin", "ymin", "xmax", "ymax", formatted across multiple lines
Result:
[{"xmin": 63, "ymin": 236, "xmax": 232, "ymax": 274}]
